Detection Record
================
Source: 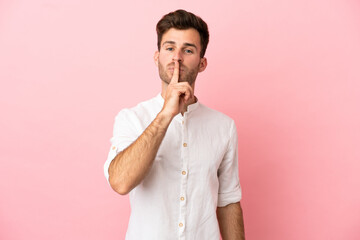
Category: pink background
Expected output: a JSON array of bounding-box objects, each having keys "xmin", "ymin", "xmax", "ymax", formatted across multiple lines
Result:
[{"xmin": 1, "ymin": 0, "xmax": 360, "ymax": 239}]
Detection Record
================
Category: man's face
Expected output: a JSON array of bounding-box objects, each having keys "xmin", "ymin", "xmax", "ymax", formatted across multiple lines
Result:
[{"xmin": 154, "ymin": 28, "xmax": 207, "ymax": 85}]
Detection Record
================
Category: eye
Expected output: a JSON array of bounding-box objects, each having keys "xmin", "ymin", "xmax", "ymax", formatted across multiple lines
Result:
[
  {"xmin": 166, "ymin": 47, "xmax": 174, "ymax": 51},
  {"xmin": 184, "ymin": 49, "xmax": 193, "ymax": 54}
]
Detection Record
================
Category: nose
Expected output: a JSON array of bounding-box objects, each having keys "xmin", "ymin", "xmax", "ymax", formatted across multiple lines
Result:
[{"xmin": 172, "ymin": 49, "xmax": 183, "ymax": 63}]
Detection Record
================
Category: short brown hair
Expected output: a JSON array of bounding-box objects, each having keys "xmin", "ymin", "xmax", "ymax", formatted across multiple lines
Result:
[{"xmin": 156, "ymin": 9, "xmax": 209, "ymax": 58}]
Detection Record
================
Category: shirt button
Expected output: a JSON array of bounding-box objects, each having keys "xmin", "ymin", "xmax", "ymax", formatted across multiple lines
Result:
[
  {"xmin": 179, "ymin": 222, "xmax": 183, "ymax": 227},
  {"xmin": 112, "ymin": 146, "xmax": 116, "ymax": 150},
  {"xmin": 182, "ymin": 120, "xmax": 184, "ymax": 124},
  {"xmin": 183, "ymin": 143, "xmax": 187, "ymax": 147},
  {"xmin": 180, "ymin": 197, "xmax": 185, "ymax": 201},
  {"xmin": 182, "ymin": 171, "xmax": 187, "ymax": 175}
]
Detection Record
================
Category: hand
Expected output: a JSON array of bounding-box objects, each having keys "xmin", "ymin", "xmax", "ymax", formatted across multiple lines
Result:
[{"xmin": 161, "ymin": 61, "xmax": 194, "ymax": 118}]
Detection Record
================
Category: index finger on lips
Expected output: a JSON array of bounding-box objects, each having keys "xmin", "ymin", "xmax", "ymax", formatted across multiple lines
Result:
[{"xmin": 170, "ymin": 60, "xmax": 180, "ymax": 84}]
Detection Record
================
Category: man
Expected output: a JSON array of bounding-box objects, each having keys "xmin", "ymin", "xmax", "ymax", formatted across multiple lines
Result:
[{"xmin": 104, "ymin": 9, "xmax": 245, "ymax": 240}]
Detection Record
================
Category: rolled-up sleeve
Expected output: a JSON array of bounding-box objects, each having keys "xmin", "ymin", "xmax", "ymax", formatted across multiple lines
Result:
[
  {"xmin": 103, "ymin": 109, "xmax": 138, "ymax": 183},
  {"xmin": 217, "ymin": 120, "xmax": 242, "ymax": 207}
]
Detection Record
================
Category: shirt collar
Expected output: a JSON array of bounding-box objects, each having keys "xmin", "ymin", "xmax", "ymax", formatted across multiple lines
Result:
[{"xmin": 155, "ymin": 93, "xmax": 199, "ymax": 114}]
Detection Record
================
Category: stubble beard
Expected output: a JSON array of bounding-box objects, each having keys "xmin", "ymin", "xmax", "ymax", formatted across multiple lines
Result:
[{"xmin": 158, "ymin": 62, "xmax": 200, "ymax": 86}]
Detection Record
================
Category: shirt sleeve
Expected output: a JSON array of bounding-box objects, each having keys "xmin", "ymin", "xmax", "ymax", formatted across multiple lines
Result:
[
  {"xmin": 217, "ymin": 120, "xmax": 242, "ymax": 207},
  {"xmin": 103, "ymin": 109, "xmax": 139, "ymax": 183}
]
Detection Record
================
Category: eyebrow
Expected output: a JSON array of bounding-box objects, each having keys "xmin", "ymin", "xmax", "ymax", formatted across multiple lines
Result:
[
  {"xmin": 162, "ymin": 41, "xmax": 198, "ymax": 49},
  {"xmin": 184, "ymin": 43, "xmax": 197, "ymax": 49}
]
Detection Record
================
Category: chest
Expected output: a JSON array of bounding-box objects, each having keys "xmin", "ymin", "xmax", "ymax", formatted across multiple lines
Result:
[{"xmin": 155, "ymin": 120, "xmax": 229, "ymax": 175}]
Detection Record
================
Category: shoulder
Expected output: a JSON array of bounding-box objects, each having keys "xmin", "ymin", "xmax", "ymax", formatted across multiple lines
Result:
[
  {"xmin": 194, "ymin": 103, "xmax": 237, "ymax": 135},
  {"xmin": 114, "ymin": 95, "xmax": 162, "ymax": 125},
  {"xmin": 198, "ymin": 103, "xmax": 235, "ymax": 124}
]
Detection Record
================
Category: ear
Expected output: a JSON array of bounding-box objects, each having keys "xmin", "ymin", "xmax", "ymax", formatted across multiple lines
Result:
[
  {"xmin": 154, "ymin": 51, "xmax": 159, "ymax": 67},
  {"xmin": 198, "ymin": 57, "xmax": 207, "ymax": 73}
]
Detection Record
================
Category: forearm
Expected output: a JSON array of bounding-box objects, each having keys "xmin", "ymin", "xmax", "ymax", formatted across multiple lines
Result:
[
  {"xmin": 108, "ymin": 111, "xmax": 173, "ymax": 195},
  {"xmin": 109, "ymin": 60, "xmax": 193, "ymax": 195},
  {"xmin": 217, "ymin": 202, "xmax": 245, "ymax": 240}
]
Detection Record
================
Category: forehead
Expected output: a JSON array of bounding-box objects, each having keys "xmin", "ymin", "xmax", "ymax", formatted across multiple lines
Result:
[{"xmin": 161, "ymin": 28, "xmax": 201, "ymax": 47}]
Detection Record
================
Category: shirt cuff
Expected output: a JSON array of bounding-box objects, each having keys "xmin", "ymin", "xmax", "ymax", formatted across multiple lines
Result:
[{"xmin": 217, "ymin": 186, "xmax": 242, "ymax": 207}]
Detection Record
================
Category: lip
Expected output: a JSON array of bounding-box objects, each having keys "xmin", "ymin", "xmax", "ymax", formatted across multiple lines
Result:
[{"xmin": 168, "ymin": 68, "xmax": 185, "ymax": 72}]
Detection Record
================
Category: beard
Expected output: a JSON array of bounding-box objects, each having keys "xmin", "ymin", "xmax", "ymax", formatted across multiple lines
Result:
[{"xmin": 158, "ymin": 61, "xmax": 200, "ymax": 86}]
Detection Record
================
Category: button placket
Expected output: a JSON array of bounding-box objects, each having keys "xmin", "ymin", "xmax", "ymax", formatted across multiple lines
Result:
[{"xmin": 178, "ymin": 115, "xmax": 189, "ymax": 237}]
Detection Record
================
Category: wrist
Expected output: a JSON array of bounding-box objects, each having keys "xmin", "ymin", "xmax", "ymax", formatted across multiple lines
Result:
[{"xmin": 155, "ymin": 110, "xmax": 174, "ymax": 128}]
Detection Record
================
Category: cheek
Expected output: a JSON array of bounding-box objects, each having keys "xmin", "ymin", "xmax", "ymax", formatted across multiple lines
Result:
[
  {"xmin": 158, "ymin": 55, "xmax": 165, "ymax": 62},
  {"xmin": 158, "ymin": 56, "xmax": 168, "ymax": 67},
  {"xmin": 159, "ymin": 51, "xmax": 171, "ymax": 61},
  {"xmin": 188, "ymin": 58, "xmax": 201, "ymax": 69}
]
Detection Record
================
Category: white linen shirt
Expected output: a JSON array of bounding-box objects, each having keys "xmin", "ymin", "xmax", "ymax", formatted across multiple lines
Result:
[{"xmin": 104, "ymin": 93, "xmax": 242, "ymax": 240}]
